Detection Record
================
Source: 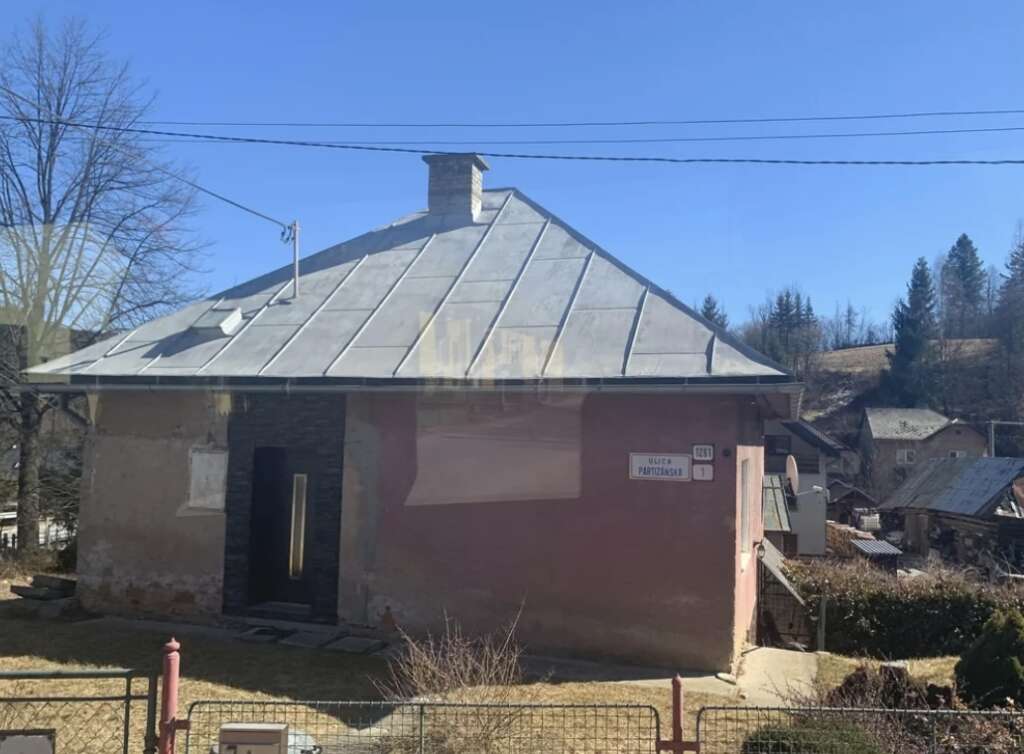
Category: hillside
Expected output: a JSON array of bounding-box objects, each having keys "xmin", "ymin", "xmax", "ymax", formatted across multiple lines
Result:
[{"xmin": 802, "ymin": 339, "xmax": 1003, "ymax": 447}]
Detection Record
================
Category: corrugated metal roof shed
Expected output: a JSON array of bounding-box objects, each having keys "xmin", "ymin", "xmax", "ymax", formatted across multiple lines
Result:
[
  {"xmin": 763, "ymin": 474, "xmax": 793, "ymax": 533},
  {"xmin": 782, "ymin": 419, "xmax": 845, "ymax": 456},
  {"xmin": 880, "ymin": 457, "xmax": 1024, "ymax": 517},
  {"xmin": 851, "ymin": 539, "xmax": 902, "ymax": 557},
  {"xmin": 27, "ymin": 176, "xmax": 794, "ymax": 387},
  {"xmin": 864, "ymin": 408, "xmax": 953, "ymax": 441}
]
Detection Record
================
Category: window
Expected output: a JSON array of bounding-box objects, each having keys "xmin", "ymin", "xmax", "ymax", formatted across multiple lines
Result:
[
  {"xmin": 186, "ymin": 448, "xmax": 227, "ymax": 512},
  {"xmin": 405, "ymin": 393, "xmax": 582, "ymax": 506},
  {"xmin": 896, "ymin": 448, "xmax": 917, "ymax": 465},
  {"xmin": 765, "ymin": 435, "xmax": 791, "ymax": 455},
  {"xmin": 289, "ymin": 474, "xmax": 308, "ymax": 580},
  {"xmin": 740, "ymin": 459, "xmax": 751, "ymax": 555},
  {"xmin": 949, "ymin": 450, "xmax": 968, "ymax": 459}
]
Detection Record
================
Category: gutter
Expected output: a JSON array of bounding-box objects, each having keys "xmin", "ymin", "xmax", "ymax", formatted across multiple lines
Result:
[{"xmin": 21, "ymin": 375, "xmax": 804, "ymax": 397}]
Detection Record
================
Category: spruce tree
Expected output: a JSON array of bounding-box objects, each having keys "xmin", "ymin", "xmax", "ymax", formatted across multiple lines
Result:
[
  {"xmin": 941, "ymin": 233, "xmax": 986, "ymax": 338},
  {"xmin": 700, "ymin": 294, "xmax": 729, "ymax": 329},
  {"xmin": 885, "ymin": 257, "xmax": 938, "ymax": 406},
  {"xmin": 996, "ymin": 239, "xmax": 1024, "ymax": 355}
]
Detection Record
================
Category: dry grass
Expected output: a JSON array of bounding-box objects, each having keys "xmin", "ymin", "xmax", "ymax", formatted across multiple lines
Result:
[
  {"xmin": 816, "ymin": 652, "xmax": 959, "ymax": 690},
  {"xmin": 0, "ymin": 614, "xmax": 737, "ymax": 751},
  {"xmin": 815, "ymin": 338, "xmax": 999, "ymax": 375}
]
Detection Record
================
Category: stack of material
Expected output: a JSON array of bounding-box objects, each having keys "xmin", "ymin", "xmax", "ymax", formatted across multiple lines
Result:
[{"xmin": 10, "ymin": 574, "xmax": 76, "ymax": 601}]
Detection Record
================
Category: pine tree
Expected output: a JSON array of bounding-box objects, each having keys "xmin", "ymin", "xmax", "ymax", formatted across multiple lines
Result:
[
  {"xmin": 941, "ymin": 233, "xmax": 986, "ymax": 338},
  {"xmin": 996, "ymin": 238, "xmax": 1024, "ymax": 355},
  {"xmin": 885, "ymin": 257, "xmax": 939, "ymax": 406},
  {"xmin": 700, "ymin": 294, "xmax": 729, "ymax": 329}
]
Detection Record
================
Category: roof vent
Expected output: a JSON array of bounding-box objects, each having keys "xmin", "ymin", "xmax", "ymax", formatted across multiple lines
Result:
[
  {"xmin": 423, "ymin": 153, "xmax": 489, "ymax": 220},
  {"xmin": 191, "ymin": 307, "xmax": 243, "ymax": 337}
]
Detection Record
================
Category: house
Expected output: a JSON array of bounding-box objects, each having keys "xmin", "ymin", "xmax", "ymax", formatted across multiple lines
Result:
[
  {"xmin": 763, "ymin": 419, "xmax": 843, "ymax": 555},
  {"xmin": 25, "ymin": 154, "xmax": 802, "ymax": 672},
  {"xmin": 859, "ymin": 408, "xmax": 987, "ymax": 496},
  {"xmin": 879, "ymin": 457, "xmax": 1024, "ymax": 570},
  {"xmin": 827, "ymin": 479, "xmax": 880, "ymax": 530}
]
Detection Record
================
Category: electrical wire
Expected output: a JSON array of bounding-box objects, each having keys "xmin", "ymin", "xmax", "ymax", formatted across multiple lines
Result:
[
  {"xmin": 118, "ymin": 122, "xmax": 1024, "ymax": 146},
  {"xmin": 5, "ymin": 114, "xmax": 1024, "ymax": 167},
  {"xmin": 137, "ymin": 107, "xmax": 1024, "ymax": 129}
]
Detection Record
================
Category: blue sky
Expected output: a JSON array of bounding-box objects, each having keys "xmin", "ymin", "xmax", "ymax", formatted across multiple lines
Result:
[{"xmin": 13, "ymin": 1, "xmax": 1024, "ymax": 326}]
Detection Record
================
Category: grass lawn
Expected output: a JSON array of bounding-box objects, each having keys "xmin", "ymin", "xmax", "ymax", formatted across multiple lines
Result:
[
  {"xmin": 0, "ymin": 613, "xmax": 736, "ymax": 750},
  {"xmin": 816, "ymin": 652, "xmax": 959, "ymax": 690}
]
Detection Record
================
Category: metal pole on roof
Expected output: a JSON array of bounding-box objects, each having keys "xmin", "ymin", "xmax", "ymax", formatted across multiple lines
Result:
[
  {"xmin": 989, "ymin": 421, "xmax": 997, "ymax": 457},
  {"xmin": 292, "ymin": 220, "xmax": 300, "ymax": 299}
]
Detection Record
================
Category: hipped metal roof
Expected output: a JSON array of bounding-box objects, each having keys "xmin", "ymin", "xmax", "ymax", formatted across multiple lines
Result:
[
  {"xmin": 879, "ymin": 457, "xmax": 1024, "ymax": 517},
  {"xmin": 865, "ymin": 407, "xmax": 960, "ymax": 441},
  {"xmin": 28, "ymin": 187, "xmax": 794, "ymax": 389}
]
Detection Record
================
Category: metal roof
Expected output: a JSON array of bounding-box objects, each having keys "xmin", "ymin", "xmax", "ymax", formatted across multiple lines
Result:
[
  {"xmin": 864, "ymin": 408, "xmax": 955, "ymax": 441},
  {"xmin": 879, "ymin": 457, "xmax": 1024, "ymax": 517},
  {"xmin": 781, "ymin": 419, "xmax": 845, "ymax": 456},
  {"xmin": 763, "ymin": 474, "xmax": 793, "ymax": 533},
  {"xmin": 851, "ymin": 539, "xmax": 902, "ymax": 557},
  {"xmin": 27, "ymin": 188, "xmax": 792, "ymax": 386},
  {"xmin": 758, "ymin": 538, "xmax": 804, "ymax": 606}
]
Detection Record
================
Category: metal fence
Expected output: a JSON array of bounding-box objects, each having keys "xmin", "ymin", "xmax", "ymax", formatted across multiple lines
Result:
[
  {"xmin": 695, "ymin": 705, "xmax": 1024, "ymax": 754},
  {"xmin": 0, "ymin": 669, "xmax": 158, "ymax": 754},
  {"xmin": 185, "ymin": 700, "xmax": 661, "ymax": 753}
]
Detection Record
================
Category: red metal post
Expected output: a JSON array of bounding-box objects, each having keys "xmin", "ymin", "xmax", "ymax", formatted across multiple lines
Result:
[
  {"xmin": 158, "ymin": 638, "xmax": 181, "ymax": 754},
  {"xmin": 658, "ymin": 674, "xmax": 699, "ymax": 752},
  {"xmin": 672, "ymin": 674, "xmax": 684, "ymax": 743}
]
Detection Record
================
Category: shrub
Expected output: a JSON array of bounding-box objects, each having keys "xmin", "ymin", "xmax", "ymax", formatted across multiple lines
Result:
[
  {"xmin": 956, "ymin": 609, "xmax": 1024, "ymax": 708},
  {"xmin": 742, "ymin": 720, "xmax": 884, "ymax": 753},
  {"xmin": 787, "ymin": 559, "xmax": 1024, "ymax": 657}
]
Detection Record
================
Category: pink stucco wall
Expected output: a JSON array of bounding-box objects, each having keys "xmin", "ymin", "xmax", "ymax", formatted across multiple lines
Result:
[{"xmin": 340, "ymin": 390, "xmax": 767, "ymax": 672}]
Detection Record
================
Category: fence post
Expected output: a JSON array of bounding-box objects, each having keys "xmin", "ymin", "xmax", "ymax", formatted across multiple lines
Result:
[
  {"xmin": 418, "ymin": 702, "xmax": 425, "ymax": 754},
  {"xmin": 144, "ymin": 674, "xmax": 160, "ymax": 754},
  {"xmin": 657, "ymin": 674, "xmax": 699, "ymax": 752},
  {"xmin": 158, "ymin": 638, "xmax": 181, "ymax": 754},
  {"xmin": 817, "ymin": 593, "xmax": 828, "ymax": 651}
]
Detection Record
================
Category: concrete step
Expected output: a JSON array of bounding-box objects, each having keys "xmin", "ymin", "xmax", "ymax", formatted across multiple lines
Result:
[
  {"xmin": 10, "ymin": 584, "xmax": 69, "ymax": 601},
  {"xmin": 31, "ymin": 574, "xmax": 76, "ymax": 594}
]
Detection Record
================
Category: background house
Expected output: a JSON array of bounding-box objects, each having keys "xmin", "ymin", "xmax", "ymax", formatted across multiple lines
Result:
[
  {"xmin": 27, "ymin": 154, "xmax": 801, "ymax": 672},
  {"xmin": 859, "ymin": 408, "xmax": 987, "ymax": 496},
  {"xmin": 763, "ymin": 419, "xmax": 842, "ymax": 555},
  {"xmin": 879, "ymin": 456, "xmax": 1024, "ymax": 570}
]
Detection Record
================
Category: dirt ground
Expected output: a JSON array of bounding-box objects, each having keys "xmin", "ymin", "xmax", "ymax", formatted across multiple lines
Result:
[{"xmin": 816, "ymin": 652, "xmax": 959, "ymax": 690}]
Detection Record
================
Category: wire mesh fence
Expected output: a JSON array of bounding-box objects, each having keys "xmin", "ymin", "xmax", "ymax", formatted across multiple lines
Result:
[
  {"xmin": 695, "ymin": 705, "xmax": 1024, "ymax": 754},
  {"xmin": 0, "ymin": 669, "xmax": 157, "ymax": 754},
  {"xmin": 185, "ymin": 699, "xmax": 661, "ymax": 753}
]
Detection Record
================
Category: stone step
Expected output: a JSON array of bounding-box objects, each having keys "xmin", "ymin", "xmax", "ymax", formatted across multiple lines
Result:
[
  {"xmin": 10, "ymin": 584, "xmax": 69, "ymax": 601},
  {"xmin": 30, "ymin": 574, "xmax": 76, "ymax": 594}
]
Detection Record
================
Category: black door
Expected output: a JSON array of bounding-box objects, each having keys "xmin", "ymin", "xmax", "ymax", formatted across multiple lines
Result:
[{"xmin": 248, "ymin": 446, "xmax": 314, "ymax": 606}]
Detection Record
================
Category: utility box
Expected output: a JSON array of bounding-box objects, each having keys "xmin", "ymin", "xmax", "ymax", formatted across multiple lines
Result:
[{"xmin": 217, "ymin": 723, "xmax": 288, "ymax": 754}]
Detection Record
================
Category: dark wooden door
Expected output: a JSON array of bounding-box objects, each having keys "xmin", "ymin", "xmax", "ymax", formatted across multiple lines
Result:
[{"xmin": 248, "ymin": 446, "xmax": 314, "ymax": 606}]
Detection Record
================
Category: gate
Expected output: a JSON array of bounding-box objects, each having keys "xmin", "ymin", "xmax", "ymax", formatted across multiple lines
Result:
[{"xmin": 0, "ymin": 668, "xmax": 158, "ymax": 754}]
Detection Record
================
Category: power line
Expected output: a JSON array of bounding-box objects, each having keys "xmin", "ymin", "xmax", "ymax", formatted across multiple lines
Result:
[
  {"xmin": 0, "ymin": 109, "xmax": 290, "ymax": 231},
  {"xmin": 6, "ymin": 114, "xmax": 1024, "ymax": 167},
  {"xmin": 137, "ymin": 107, "xmax": 1024, "ymax": 129},
  {"xmin": 121, "ymin": 122, "xmax": 1024, "ymax": 146}
]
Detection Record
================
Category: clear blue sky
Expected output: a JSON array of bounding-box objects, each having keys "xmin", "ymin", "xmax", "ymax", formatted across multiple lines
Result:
[{"xmin": 14, "ymin": 1, "xmax": 1024, "ymax": 326}]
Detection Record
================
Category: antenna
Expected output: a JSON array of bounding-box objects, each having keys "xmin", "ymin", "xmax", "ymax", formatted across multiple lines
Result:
[{"xmin": 282, "ymin": 221, "xmax": 300, "ymax": 298}]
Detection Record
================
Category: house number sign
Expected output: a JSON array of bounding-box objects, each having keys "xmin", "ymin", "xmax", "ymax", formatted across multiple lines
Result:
[{"xmin": 692, "ymin": 444, "xmax": 715, "ymax": 461}]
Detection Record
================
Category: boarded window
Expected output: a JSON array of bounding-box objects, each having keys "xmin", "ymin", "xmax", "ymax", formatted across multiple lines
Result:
[
  {"xmin": 405, "ymin": 392, "xmax": 583, "ymax": 506},
  {"xmin": 187, "ymin": 448, "xmax": 228, "ymax": 511}
]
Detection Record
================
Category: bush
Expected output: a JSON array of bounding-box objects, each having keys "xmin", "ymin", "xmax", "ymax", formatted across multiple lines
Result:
[
  {"xmin": 956, "ymin": 609, "xmax": 1024, "ymax": 708},
  {"xmin": 787, "ymin": 559, "xmax": 1024, "ymax": 657},
  {"xmin": 742, "ymin": 721, "xmax": 883, "ymax": 753}
]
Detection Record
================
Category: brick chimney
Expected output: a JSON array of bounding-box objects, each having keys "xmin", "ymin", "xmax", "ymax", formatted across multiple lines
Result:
[{"xmin": 422, "ymin": 153, "xmax": 489, "ymax": 220}]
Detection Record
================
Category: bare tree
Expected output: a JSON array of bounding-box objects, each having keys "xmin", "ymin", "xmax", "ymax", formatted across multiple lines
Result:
[{"xmin": 0, "ymin": 18, "xmax": 203, "ymax": 551}]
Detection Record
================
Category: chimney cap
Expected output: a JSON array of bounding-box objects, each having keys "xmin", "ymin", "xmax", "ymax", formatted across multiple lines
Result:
[{"xmin": 421, "ymin": 152, "xmax": 490, "ymax": 171}]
